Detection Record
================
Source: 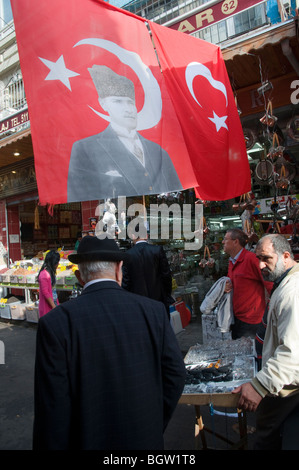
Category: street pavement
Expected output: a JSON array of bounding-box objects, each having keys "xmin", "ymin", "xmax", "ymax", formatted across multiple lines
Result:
[
  {"xmin": 0, "ymin": 320, "xmax": 35, "ymax": 450},
  {"xmin": 0, "ymin": 317, "xmax": 256, "ymax": 453}
]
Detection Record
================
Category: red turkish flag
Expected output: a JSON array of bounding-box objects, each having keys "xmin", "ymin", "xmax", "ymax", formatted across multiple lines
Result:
[
  {"xmin": 11, "ymin": 0, "xmax": 197, "ymax": 204},
  {"xmin": 11, "ymin": 0, "xmax": 250, "ymax": 205},
  {"xmin": 149, "ymin": 21, "xmax": 251, "ymax": 201}
]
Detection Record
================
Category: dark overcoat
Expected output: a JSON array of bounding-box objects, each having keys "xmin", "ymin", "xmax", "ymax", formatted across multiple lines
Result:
[
  {"xmin": 122, "ymin": 241, "xmax": 173, "ymax": 312},
  {"xmin": 33, "ymin": 280, "xmax": 186, "ymax": 450}
]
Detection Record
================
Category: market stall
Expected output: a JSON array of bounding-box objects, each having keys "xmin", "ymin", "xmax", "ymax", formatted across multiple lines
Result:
[
  {"xmin": 179, "ymin": 337, "xmax": 256, "ymax": 450},
  {"xmin": 0, "ymin": 250, "xmax": 78, "ymax": 322}
]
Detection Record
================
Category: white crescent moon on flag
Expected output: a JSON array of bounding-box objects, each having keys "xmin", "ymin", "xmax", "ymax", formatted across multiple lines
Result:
[
  {"xmin": 185, "ymin": 62, "xmax": 228, "ymax": 107},
  {"xmin": 74, "ymin": 38, "xmax": 162, "ymax": 131}
]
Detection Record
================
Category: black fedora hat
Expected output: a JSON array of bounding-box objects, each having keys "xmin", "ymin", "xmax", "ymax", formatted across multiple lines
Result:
[{"xmin": 68, "ymin": 236, "xmax": 128, "ymax": 264}]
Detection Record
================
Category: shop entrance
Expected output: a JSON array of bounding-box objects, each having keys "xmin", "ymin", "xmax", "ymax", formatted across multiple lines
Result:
[
  {"xmin": 18, "ymin": 201, "xmax": 82, "ymax": 259},
  {"xmin": 5, "ymin": 196, "xmax": 82, "ymax": 262}
]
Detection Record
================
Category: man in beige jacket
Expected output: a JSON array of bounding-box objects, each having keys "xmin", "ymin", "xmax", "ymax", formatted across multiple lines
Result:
[{"xmin": 233, "ymin": 234, "xmax": 299, "ymax": 449}]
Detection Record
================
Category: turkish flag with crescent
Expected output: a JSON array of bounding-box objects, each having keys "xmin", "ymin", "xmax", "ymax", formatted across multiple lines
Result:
[
  {"xmin": 11, "ymin": 0, "xmax": 250, "ymax": 205},
  {"xmin": 149, "ymin": 21, "xmax": 251, "ymax": 201}
]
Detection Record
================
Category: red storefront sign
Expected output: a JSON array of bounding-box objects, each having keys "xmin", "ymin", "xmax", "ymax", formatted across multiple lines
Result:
[
  {"xmin": 0, "ymin": 109, "xmax": 29, "ymax": 136},
  {"xmin": 168, "ymin": 0, "xmax": 267, "ymax": 35}
]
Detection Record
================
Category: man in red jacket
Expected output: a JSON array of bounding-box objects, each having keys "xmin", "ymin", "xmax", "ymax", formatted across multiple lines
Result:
[{"xmin": 222, "ymin": 229, "xmax": 272, "ymax": 339}]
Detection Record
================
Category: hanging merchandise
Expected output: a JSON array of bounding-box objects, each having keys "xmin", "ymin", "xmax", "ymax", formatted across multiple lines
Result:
[
  {"xmin": 264, "ymin": 132, "xmax": 288, "ymax": 190},
  {"xmin": 232, "ymin": 193, "xmax": 247, "ymax": 212},
  {"xmin": 34, "ymin": 203, "xmax": 40, "ymax": 230},
  {"xmin": 241, "ymin": 209, "xmax": 259, "ymax": 245},
  {"xmin": 275, "ymin": 165, "xmax": 289, "ymax": 190},
  {"xmin": 235, "ymin": 95, "xmax": 242, "ymax": 116},
  {"xmin": 199, "ymin": 245, "xmax": 215, "ymax": 269},
  {"xmin": 274, "ymin": 153, "xmax": 297, "ymax": 186},
  {"xmin": 241, "ymin": 208, "xmax": 253, "ymax": 236},
  {"xmin": 259, "ymin": 100, "xmax": 277, "ymax": 128},
  {"xmin": 243, "ymin": 128, "xmax": 256, "ymax": 150},
  {"xmin": 239, "ymin": 193, "xmax": 249, "ymax": 211},
  {"xmin": 289, "ymin": 203, "xmax": 299, "ymax": 221},
  {"xmin": 202, "ymin": 216, "xmax": 210, "ymax": 239},
  {"xmin": 243, "ymin": 217, "xmax": 252, "ymax": 236},
  {"xmin": 232, "ymin": 199, "xmax": 241, "ymax": 212},
  {"xmin": 245, "ymin": 194, "xmax": 258, "ymax": 211},
  {"xmin": 268, "ymin": 132, "xmax": 285, "ymax": 159},
  {"xmin": 232, "ymin": 193, "xmax": 256, "ymax": 212},
  {"xmin": 287, "ymin": 115, "xmax": 299, "ymax": 142},
  {"xmin": 255, "ymin": 149, "xmax": 274, "ymax": 185},
  {"xmin": 277, "ymin": 197, "xmax": 296, "ymax": 219}
]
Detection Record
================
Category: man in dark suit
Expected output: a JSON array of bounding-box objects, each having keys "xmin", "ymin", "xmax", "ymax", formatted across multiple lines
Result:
[
  {"xmin": 122, "ymin": 233, "xmax": 173, "ymax": 319},
  {"xmin": 33, "ymin": 236, "xmax": 186, "ymax": 450},
  {"xmin": 67, "ymin": 65, "xmax": 182, "ymax": 202}
]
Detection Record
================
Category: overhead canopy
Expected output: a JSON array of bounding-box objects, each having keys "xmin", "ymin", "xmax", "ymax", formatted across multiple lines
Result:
[
  {"xmin": 0, "ymin": 129, "xmax": 33, "ymax": 169},
  {"xmin": 222, "ymin": 19, "xmax": 299, "ymax": 115}
]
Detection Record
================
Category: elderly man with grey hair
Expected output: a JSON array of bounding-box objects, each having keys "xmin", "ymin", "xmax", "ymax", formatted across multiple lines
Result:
[
  {"xmin": 33, "ymin": 236, "xmax": 186, "ymax": 450},
  {"xmin": 67, "ymin": 65, "xmax": 182, "ymax": 202},
  {"xmin": 232, "ymin": 234, "xmax": 299, "ymax": 450}
]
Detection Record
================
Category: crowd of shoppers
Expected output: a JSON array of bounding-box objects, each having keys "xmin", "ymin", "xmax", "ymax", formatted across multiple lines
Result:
[{"xmin": 31, "ymin": 228, "xmax": 299, "ymax": 451}]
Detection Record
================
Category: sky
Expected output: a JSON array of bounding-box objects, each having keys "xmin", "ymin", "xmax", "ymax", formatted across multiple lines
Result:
[{"xmin": 108, "ymin": 0, "xmax": 129, "ymax": 7}]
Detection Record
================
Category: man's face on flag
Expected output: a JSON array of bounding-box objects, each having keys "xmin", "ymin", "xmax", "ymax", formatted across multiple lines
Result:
[{"xmin": 100, "ymin": 96, "xmax": 138, "ymax": 131}]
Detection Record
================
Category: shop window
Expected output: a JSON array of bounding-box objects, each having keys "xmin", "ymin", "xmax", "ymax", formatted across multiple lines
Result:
[
  {"xmin": 196, "ymin": 20, "xmax": 227, "ymax": 44},
  {"xmin": 193, "ymin": 3, "xmax": 267, "ymax": 44},
  {"xmin": 18, "ymin": 201, "xmax": 82, "ymax": 259},
  {"xmin": 233, "ymin": 4, "xmax": 267, "ymax": 37}
]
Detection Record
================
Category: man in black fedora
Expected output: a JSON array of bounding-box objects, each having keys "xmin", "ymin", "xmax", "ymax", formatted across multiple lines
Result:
[{"xmin": 33, "ymin": 236, "xmax": 186, "ymax": 450}]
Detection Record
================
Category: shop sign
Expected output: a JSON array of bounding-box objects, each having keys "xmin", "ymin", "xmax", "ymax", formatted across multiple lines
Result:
[
  {"xmin": 168, "ymin": 0, "xmax": 267, "ymax": 35},
  {"xmin": 236, "ymin": 75, "xmax": 297, "ymax": 117},
  {"xmin": 0, "ymin": 159, "xmax": 36, "ymax": 200},
  {"xmin": 0, "ymin": 109, "xmax": 29, "ymax": 137},
  {"xmin": 9, "ymin": 234, "xmax": 20, "ymax": 243}
]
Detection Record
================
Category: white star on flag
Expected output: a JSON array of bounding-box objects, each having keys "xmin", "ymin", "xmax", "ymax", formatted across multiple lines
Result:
[
  {"xmin": 39, "ymin": 55, "xmax": 79, "ymax": 91},
  {"xmin": 208, "ymin": 111, "xmax": 228, "ymax": 132}
]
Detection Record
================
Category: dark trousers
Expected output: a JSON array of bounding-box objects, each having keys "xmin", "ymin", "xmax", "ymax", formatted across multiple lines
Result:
[
  {"xmin": 254, "ymin": 393, "xmax": 299, "ymax": 450},
  {"xmin": 231, "ymin": 317, "xmax": 258, "ymax": 340}
]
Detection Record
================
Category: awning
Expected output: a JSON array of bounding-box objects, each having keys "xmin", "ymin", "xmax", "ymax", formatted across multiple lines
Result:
[
  {"xmin": 222, "ymin": 19, "xmax": 299, "ymax": 116},
  {"xmin": 0, "ymin": 128, "xmax": 33, "ymax": 168}
]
